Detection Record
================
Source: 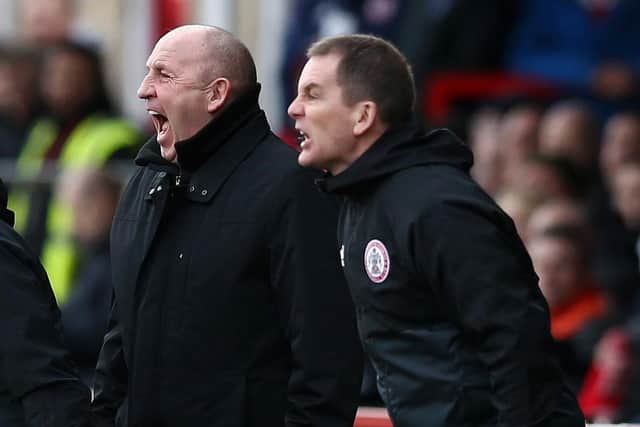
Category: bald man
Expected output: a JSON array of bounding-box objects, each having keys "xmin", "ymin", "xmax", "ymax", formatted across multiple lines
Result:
[{"xmin": 91, "ymin": 25, "xmax": 362, "ymax": 427}]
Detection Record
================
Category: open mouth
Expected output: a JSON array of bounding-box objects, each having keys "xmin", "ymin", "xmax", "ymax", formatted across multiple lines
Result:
[
  {"xmin": 148, "ymin": 110, "xmax": 170, "ymax": 140},
  {"xmin": 297, "ymin": 130, "xmax": 309, "ymax": 148}
]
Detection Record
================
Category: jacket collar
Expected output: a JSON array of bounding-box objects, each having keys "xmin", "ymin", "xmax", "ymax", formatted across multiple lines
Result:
[
  {"xmin": 135, "ymin": 84, "xmax": 272, "ymax": 203},
  {"xmin": 319, "ymin": 117, "xmax": 473, "ymax": 195}
]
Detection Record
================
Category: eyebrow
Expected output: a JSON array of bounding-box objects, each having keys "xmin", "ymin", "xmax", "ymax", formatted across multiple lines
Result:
[
  {"xmin": 301, "ymin": 82, "xmax": 321, "ymax": 93},
  {"xmin": 148, "ymin": 60, "xmax": 170, "ymax": 72}
]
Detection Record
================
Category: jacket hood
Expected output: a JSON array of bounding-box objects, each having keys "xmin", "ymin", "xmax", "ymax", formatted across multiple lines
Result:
[
  {"xmin": 0, "ymin": 177, "xmax": 15, "ymax": 227},
  {"xmin": 320, "ymin": 119, "xmax": 474, "ymax": 194},
  {"xmin": 135, "ymin": 83, "xmax": 263, "ymax": 174}
]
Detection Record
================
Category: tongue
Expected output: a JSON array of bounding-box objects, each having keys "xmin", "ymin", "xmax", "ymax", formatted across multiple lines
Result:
[
  {"xmin": 156, "ymin": 118, "xmax": 172, "ymax": 147},
  {"xmin": 160, "ymin": 120, "xmax": 170, "ymax": 135}
]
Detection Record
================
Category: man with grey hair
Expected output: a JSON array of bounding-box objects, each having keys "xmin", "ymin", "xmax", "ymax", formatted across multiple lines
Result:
[{"xmin": 92, "ymin": 25, "xmax": 362, "ymax": 427}]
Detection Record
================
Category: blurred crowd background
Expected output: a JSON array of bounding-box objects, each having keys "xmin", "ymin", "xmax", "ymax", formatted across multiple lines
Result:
[{"xmin": 1, "ymin": 0, "xmax": 640, "ymax": 424}]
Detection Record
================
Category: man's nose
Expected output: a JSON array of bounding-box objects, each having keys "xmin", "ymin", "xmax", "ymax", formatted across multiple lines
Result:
[
  {"xmin": 137, "ymin": 75, "xmax": 154, "ymax": 99},
  {"xmin": 288, "ymin": 98, "xmax": 302, "ymax": 119}
]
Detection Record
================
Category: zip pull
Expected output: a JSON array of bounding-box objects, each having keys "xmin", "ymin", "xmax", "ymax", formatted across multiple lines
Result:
[{"xmin": 175, "ymin": 175, "xmax": 181, "ymax": 186}]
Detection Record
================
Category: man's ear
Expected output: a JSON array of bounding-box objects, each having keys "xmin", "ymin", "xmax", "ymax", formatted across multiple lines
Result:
[
  {"xmin": 353, "ymin": 101, "xmax": 377, "ymax": 136},
  {"xmin": 207, "ymin": 78, "xmax": 231, "ymax": 113}
]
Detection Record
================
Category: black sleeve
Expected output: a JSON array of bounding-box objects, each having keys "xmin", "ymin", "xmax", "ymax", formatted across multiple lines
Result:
[
  {"xmin": 270, "ymin": 169, "xmax": 363, "ymax": 427},
  {"xmin": 0, "ymin": 238, "xmax": 91, "ymax": 427},
  {"xmin": 91, "ymin": 295, "xmax": 128, "ymax": 427},
  {"xmin": 415, "ymin": 197, "xmax": 548, "ymax": 426}
]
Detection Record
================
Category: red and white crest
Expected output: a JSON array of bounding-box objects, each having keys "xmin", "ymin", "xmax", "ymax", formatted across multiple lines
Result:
[{"xmin": 364, "ymin": 239, "xmax": 390, "ymax": 283}]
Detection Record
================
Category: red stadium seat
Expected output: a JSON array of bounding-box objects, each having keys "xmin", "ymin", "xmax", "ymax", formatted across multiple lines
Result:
[{"xmin": 423, "ymin": 71, "xmax": 557, "ymax": 123}]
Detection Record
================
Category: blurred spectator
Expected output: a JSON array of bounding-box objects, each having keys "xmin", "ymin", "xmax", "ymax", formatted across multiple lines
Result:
[
  {"xmin": 589, "ymin": 115, "xmax": 640, "ymax": 315},
  {"xmin": 527, "ymin": 198, "xmax": 590, "ymax": 243},
  {"xmin": 528, "ymin": 225, "xmax": 609, "ymax": 391},
  {"xmin": 498, "ymin": 101, "xmax": 544, "ymax": 194},
  {"xmin": 538, "ymin": 100, "xmax": 600, "ymax": 183},
  {"xmin": 591, "ymin": 162, "xmax": 640, "ymax": 316},
  {"xmin": 17, "ymin": 0, "xmax": 73, "ymax": 46},
  {"xmin": 468, "ymin": 107, "xmax": 503, "ymax": 194},
  {"xmin": 495, "ymin": 188, "xmax": 538, "ymax": 241},
  {"xmin": 504, "ymin": 154, "xmax": 582, "ymax": 204},
  {"xmin": 506, "ymin": 0, "xmax": 640, "ymax": 102},
  {"xmin": 611, "ymin": 163, "xmax": 640, "ymax": 232},
  {"xmin": 9, "ymin": 41, "xmax": 142, "ymax": 304},
  {"xmin": 0, "ymin": 44, "xmax": 41, "ymax": 159},
  {"xmin": 499, "ymin": 101, "xmax": 542, "ymax": 165},
  {"xmin": 600, "ymin": 111, "xmax": 640, "ymax": 188},
  {"xmin": 579, "ymin": 328, "xmax": 635, "ymax": 424},
  {"xmin": 624, "ymin": 295, "xmax": 640, "ymax": 423},
  {"xmin": 524, "ymin": 197, "xmax": 634, "ymax": 317},
  {"xmin": 469, "ymin": 102, "xmax": 562, "ymax": 201},
  {"xmin": 56, "ymin": 167, "xmax": 120, "ymax": 386}
]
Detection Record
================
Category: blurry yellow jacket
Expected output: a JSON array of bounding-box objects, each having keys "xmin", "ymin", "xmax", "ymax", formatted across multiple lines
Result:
[{"xmin": 9, "ymin": 114, "xmax": 141, "ymax": 303}]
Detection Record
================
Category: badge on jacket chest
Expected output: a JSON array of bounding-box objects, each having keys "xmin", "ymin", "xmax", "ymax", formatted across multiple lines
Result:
[{"xmin": 364, "ymin": 239, "xmax": 390, "ymax": 283}]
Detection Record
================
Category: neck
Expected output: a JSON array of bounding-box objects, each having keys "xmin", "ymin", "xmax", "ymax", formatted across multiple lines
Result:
[{"xmin": 332, "ymin": 125, "xmax": 387, "ymax": 175}]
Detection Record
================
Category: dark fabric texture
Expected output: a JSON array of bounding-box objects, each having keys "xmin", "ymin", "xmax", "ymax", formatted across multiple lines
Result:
[
  {"xmin": 0, "ymin": 179, "xmax": 90, "ymax": 427},
  {"xmin": 322, "ymin": 121, "xmax": 585, "ymax": 427}
]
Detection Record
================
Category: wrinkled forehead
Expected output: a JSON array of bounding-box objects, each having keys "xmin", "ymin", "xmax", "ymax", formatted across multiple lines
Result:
[{"xmin": 148, "ymin": 31, "xmax": 205, "ymax": 69}]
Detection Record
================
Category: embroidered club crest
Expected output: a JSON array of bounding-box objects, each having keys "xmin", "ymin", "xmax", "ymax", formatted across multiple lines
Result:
[{"xmin": 364, "ymin": 239, "xmax": 390, "ymax": 283}]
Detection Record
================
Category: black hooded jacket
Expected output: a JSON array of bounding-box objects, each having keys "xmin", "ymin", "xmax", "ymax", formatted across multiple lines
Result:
[
  {"xmin": 321, "ymin": 124, "xmax": 584, "ymax": 427},
  {"xmin": 0, "ymin": 179, "xmax": 90, "ymax": 427},
  {"xmin": 91, "ymin": 86, "xmax": 362, "ymax": 427}
]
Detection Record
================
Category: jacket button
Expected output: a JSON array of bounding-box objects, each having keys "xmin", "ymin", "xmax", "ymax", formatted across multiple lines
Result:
[
  {"xmin": 156, "ymin": 185, "xmax": 162, "ymax": 192},
  {"xmin": 178, "ymin": 253, "xmax": 183, "ymax": 259},
  {"xmin": 158, "ymin": 172, "xmax": 166, "ymax": 178},
  {"xmin": 189, "ymin": 185, "xmax": 195, "ymax": 192},
  {"xmin": 149, "ymin": 188, "xmax": 155, "ymax": 195},
  {"xmin": 201, "ymin": 189, "xmax": 208, "ymax": 196}
]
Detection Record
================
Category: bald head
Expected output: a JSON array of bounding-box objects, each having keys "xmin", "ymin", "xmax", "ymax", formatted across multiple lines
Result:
[
  {"xmin": 138, "ymin": 25, "xmax": 259, "ymax": 162},
  {"xmin": 161, "ymin": 25, "xmax": 257, "ymax": 97}
]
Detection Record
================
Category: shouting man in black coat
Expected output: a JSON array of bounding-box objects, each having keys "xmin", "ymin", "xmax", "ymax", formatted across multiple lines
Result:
[
  {"xmin": 91, "ymin": 25, "xmax": 362, "ymax": 427},
  {"xmin": 288, "ymin": 34, "xmax": 585, "ymax": 427},
  {"xmin": 0, "ymin": 177, "xmax": 90, "ymax": 427}
]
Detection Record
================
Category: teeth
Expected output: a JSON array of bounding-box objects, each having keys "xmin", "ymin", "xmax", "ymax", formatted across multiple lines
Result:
[
  {"xmin": 148, "ymin": 110, "xmax": 162, "ymax": 116},
  {"xmin": 297, "ymin": 130, "xmax": 307, "ymax": 143}
]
